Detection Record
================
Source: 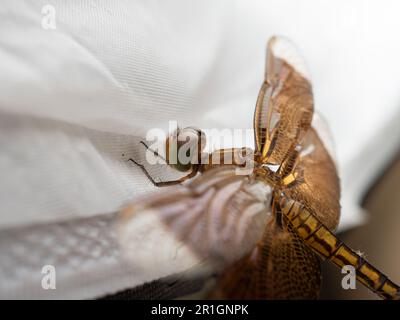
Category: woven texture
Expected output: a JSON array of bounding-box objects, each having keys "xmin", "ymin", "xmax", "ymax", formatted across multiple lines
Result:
[{"xmin": 1, "ymin": 0, "xmax": 400, "ymax": 299}]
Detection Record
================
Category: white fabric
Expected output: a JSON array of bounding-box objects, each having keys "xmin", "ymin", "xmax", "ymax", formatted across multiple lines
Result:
[{"xmin": 0, "ymin": 0, "xmax": 399, "ymax": 299}]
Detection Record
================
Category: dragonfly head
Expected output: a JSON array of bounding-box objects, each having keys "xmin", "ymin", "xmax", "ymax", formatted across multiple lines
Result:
[{"xmin": 166, "ymin": 127, "xmax": 206, "ymax": 172}]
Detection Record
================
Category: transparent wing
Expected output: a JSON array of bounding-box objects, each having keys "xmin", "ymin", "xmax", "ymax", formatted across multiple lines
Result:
[
  {"xmin": 254, "ymin": 36, "xmax": 314, "ymax": 166},
  {"xmin": 116, "ymin": 166, "xmax": 273, "ymax": 274}
]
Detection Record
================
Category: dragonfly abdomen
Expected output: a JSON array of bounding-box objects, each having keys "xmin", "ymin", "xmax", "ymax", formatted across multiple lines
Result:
[{"xmin": 279, "ymin": 196, "xmax": 400, "ymax": 300}]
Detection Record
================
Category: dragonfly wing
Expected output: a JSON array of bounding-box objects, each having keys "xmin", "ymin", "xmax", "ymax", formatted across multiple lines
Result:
[
  {"xmin": 254, "ymin": 36, "xmax": 314, "ymax": 165},
  {"xmin": 116, "ymin": 166, "xmax": 273, "ymax": 276},
  {"xmin": 210, "ymin": 219, "xmax": 321, "ymax": 299},
  {"xmin": 286, "ymin": 125, "xmax": 341, "ymax": 230}
]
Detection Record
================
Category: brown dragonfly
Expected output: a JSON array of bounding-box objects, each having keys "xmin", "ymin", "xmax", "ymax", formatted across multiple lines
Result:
[{"xmin": 119, "ymin": 36, "xmax": 400, "ymax": 299}]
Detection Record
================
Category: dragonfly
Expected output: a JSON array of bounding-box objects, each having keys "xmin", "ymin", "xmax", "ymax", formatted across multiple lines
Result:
[{"xmin": 119, "ymin": 36, "xmax": 400, "ymax": 299}]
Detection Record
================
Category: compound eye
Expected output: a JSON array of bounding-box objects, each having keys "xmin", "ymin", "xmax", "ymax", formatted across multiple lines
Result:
[
  {"xmin": 166, "ymin": 127, "xmax": 206, "ymax": 172},
  {"xmin": 179, "ymin": 127, "xmax": 206, "ymax": 149}
]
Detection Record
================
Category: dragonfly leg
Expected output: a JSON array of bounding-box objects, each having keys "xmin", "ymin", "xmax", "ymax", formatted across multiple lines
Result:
[
  {"xmin": 128, "ymin": 158, "xmax": 199, "ymax": 187},
  {"xmin": 140, "ymin": 140, "xmax": 167, "ymax": 163}
]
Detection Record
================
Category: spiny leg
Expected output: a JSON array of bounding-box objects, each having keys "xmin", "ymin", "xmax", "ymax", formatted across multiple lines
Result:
[
  {"xmin": 128, "ymin": 158, "xmax": 200, "ymax": 187},
  {"xmin": 129, "ymin": 140, "xmax": 168, "ymax": 186}
]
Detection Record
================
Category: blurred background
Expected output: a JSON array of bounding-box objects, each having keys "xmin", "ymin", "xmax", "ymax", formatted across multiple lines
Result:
[{"xmin": 0, "ymin": 0, "xmax": 399, "ymax": 299}]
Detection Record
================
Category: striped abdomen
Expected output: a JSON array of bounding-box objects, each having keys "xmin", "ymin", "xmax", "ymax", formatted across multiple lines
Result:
[{"xmin": 279, "ymin": 196, "xmax": 400, "ymax": 300}]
